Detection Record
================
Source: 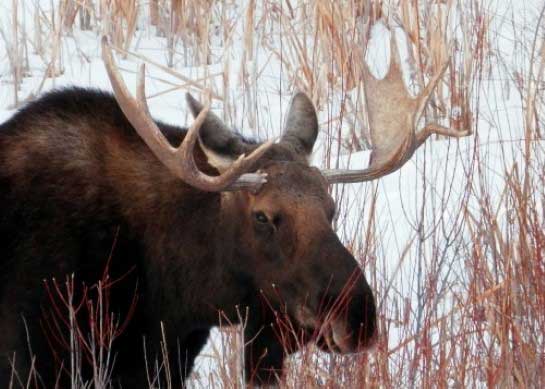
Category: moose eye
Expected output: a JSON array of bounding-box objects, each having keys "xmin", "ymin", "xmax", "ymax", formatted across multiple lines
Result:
[{"xmin": 254, "ymin": 211, "xmax": 269, "ymax": 224}]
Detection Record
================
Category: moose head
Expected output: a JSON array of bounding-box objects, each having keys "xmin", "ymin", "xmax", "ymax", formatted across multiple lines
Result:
[{"xmin": 185, "ymin": 91, "xmax": 379, "ymax": 355}]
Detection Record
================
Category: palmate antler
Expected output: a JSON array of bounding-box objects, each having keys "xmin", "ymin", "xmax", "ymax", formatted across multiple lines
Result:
[
  {"xmin": 322, "ymin": 34, "xmax": 471, "ymax": 184},
  {"xmin": 101, "ymin": 37, "xmax": 272, "ymax": 192}
]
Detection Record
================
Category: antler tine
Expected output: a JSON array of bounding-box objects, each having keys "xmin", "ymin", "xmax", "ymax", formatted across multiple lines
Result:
[
  {"xmin": 102, "ymin": 36, "xmax": 178, "ymax": 161},
  {"xmin": 101, "ymin": 36, "xmax": 270, "ymax": 192},
  {"xmin": 136, "ymin": 63, "xmax": 153, "ymax": 118},
  {"xmin": 323, "ymin": 30, "xmax": 470, "ymax": 185},
  {"xmin": 414, "ymin": 55, "xmax": 472, "ymax": 147},
  {"xmin": 386, "ymin": 30, "xmax": 403, "ymax": 78},
  {"xmin": 175, "ymin": 95, "xmax": 274, "ymax": 191},
  {"xmin": 415, "ymin": 123, "xmax": 472, "ymax": 149}
]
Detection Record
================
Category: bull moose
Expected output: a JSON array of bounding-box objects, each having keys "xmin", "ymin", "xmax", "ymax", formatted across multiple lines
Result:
[{"xmin": 0, "ymin": 36, "xmax": 468, "ymax": 387}]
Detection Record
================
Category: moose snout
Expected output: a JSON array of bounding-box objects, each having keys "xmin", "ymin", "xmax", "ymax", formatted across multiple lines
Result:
[
  {"xmin": 310, "ymin": 235, "xmax": 377, "ymax": 354},
  {"xmin": 317, "ymin": 278, "xmax": 377, "ymax": 354}
]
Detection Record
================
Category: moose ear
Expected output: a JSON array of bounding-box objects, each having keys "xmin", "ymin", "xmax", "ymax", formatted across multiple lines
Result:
[
  {"xmin": 186, "ymin": 93, "xmax": 256, "ymax": 172},
  {"xmin": 280, "ymin": 92, "xmax": 318, "ymax": 156}
]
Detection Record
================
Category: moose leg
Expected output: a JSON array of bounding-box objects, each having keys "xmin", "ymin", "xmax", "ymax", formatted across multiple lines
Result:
[
  {"xmin": 244, "ymin": 323, "xmax": 286, "ymax": 386},
  {"xmin": 0, "ymin": 311, "xmax": 33, "ymax": 389},
  {"xmin": 0, "ymin": 282, "xmax": 61, "ymax": 389}
]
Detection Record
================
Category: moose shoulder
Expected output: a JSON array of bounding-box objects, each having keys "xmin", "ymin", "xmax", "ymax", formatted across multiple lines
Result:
[{"xmin": 0, "ymin": 36, "xmax": 469, "ymax": 388}]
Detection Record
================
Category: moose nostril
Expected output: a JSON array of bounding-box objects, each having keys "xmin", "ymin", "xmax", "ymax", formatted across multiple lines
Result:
[
  {"xmin": 315, "ymin": 288, "xmax": 377, "ymax": 353},
  {"xmin": 330, "ymin": 291, "xmax": 376, "ymax": 351}
]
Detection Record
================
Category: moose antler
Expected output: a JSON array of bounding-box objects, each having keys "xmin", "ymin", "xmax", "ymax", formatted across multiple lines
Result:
[
  {"xmin": 322, "ymin": 34, "xmax": 471, "ymax": 184},
  {"xmin": 101, "ymin": 37, "xmax": 271, "ymax": 192}
]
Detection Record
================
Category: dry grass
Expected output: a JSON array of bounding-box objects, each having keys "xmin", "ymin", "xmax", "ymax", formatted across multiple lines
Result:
[{"xmin": 2, "ymin": 0, "xmax": 544, "ymax": 388}]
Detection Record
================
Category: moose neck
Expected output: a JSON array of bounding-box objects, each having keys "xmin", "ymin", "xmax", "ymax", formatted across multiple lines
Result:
[
  {"xmin": 205, "ymin": 191, "xmax": 260, "ymax": 321},
  {"xmin": 135, "ymin": 184, "xmax": 256, "ymax": 327},
  {"xmin": 108, "ymin": 127, "xmax": 257, "ymax": 328}
]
